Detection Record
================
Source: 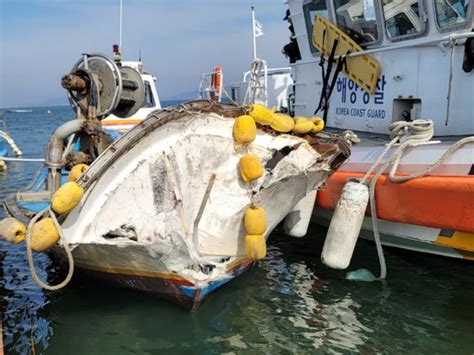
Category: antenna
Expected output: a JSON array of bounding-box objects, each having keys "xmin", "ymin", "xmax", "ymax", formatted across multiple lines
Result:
[
  {"xmin": 139, "ymin": 49, "xmax": 142, "ymax": 62},
  {"xmin": 119, "ymin": 0, "xmax": 123, "ymax": 50}
]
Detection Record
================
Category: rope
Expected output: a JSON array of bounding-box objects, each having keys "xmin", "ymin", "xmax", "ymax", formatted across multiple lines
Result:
[
  {"xmin": 360, "ymin": 120, "xmax": 434, "ymax": 185},
  {"xmin": 352, "ymin": 119, "xmax": 470, "ymax": 281},
  {"xmin": 25, "ymin": 208, "xmax": 75, "ymax": 291},
  {"xmin": 243, "ymin": 59, "xmax": 266, "ymax": 105},
  {"xmin": 0, "ymin": 130, "xmax": 22, "ymax": 156},
  {"xmin": 389, "ymin": 135, "xmax": 474, "ymax": 183},
  {"xmin": 221, "ymin": 86, "xmax": 241, "ymax": 107}
]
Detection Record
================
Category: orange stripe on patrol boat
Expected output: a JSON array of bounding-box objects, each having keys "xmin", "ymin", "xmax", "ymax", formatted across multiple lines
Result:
[{"xmin": 316, "ymin": 171, "xmax": 474, "ymax": 233}]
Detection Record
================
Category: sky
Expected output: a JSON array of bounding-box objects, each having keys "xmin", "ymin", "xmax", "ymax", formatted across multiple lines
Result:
[{"xmin": 0, "ymin": 0, "xmax": 292, "ymax": 108}]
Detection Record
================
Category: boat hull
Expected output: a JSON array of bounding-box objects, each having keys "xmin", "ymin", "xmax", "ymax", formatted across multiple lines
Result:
[
  {"xmin": 314, "ymin": 141, "xmax": 474, "ymax": 260},
  {"xmin": 4, "ymin": 102, "xmax": 350, "ymax": 309},
  {"xmin": 51, "ymin": 244, "xmax": 253, "ymax": 311}
]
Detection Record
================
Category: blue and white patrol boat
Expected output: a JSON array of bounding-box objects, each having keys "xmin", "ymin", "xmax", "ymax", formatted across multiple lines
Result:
[{"xmin": 235, "ymin": 0, "xmax": 473, "ymax": 267}]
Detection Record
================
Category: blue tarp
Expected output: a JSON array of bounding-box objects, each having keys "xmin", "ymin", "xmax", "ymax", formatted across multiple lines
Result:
[{"xmin": 0, "ymin": 137, "xmax": 8, "ymax": 157}]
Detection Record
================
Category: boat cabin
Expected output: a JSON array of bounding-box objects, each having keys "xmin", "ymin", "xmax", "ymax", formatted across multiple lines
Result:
[
  {"xmin": 287, "ymin": 0, "xmax": 473, "ymax": 136},
  {"xmin": 101, "ymin": 60, "xmax": 161, "ymax": 133}
]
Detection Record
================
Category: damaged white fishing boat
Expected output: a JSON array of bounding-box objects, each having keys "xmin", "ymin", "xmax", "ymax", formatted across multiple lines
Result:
[{"xmin": 1, "ymin": 53, "xmax": 350, "ymax": 310}]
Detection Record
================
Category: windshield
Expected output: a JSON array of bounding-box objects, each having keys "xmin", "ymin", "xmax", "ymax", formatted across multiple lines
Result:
[
  {"xmin": 143, "ymin": 81, "xmax": 156, "ymax": 108},
  {"xmin": 333, "ymin": 0, "xmax": 379, "ymax": 45},
  {"xmin": 383, "ymin": 0, "xmax": 425, "ymax": 39},
  {"xmin": 303, "ymin": 0, "xmax": 330, "ymax": 54},
  {"xmin": 434, "ymin": 0, "xmax": 470, "ymax": 28}
]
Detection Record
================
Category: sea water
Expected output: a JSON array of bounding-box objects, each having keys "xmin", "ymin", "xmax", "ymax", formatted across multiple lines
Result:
[{"xmin": 0, "ymin": 105, "xmax": 473, "ymax": 354}]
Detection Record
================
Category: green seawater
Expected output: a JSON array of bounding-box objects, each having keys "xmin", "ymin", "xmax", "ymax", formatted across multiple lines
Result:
[{"xmin": 1, "ymin": 105, "xmax": 473, "ymax": 354}]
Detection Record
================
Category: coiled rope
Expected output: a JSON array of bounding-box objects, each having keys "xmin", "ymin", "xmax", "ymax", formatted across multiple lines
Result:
[
  {"xmin": 349, "ymin": 120, "xmax": 474, "ymax": 281},
  {"xmin": 25, "ymin": 208, "xmax": 75, "ymax": 290}
]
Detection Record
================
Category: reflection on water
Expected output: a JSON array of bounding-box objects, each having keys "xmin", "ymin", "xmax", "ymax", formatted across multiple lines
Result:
[
  {"xmin": 1, "ymin": 106, "xmax": 474, "ymax": 354},
  {"xmin": 1, "ymin": 242, "xmax": 54, "ymax": 354},
  {"xmin": 2, "ymin": 225, "xmax": 474, "ymax": 354}
]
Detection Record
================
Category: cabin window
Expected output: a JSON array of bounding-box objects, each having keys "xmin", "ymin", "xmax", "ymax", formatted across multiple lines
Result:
[
  {"xmin": 333, "ymin": 0, "xmax": 379, "ymax": 45},
  {"xmin": 383, "ymin": 0, "xmax": 426, "ymax": 40},
  {"xmin": 303, "ymin": 0, "xmax": 329, "ymax": 54},
  {"xmin": 144, "ymin": 81, "xmax": 155, "ymax": 108},
  {"xmin": 434, "ymin": 0, "xmax": 470, "ymax": 29}
]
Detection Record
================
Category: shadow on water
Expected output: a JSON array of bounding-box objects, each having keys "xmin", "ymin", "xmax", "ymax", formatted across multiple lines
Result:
[{"xmin": 1, "ymin": 106, "xmax": 473, "ymax": 354}]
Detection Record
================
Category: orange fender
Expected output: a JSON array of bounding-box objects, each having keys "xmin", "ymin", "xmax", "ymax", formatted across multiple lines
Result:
[{"xmin": 317, "ymin": 171, "xmax": 474, "ymax": 233}]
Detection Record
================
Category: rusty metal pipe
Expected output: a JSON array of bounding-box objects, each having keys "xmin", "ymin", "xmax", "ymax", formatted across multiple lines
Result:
[{"xmin": 61, "ymin": 74, "xmax": 87, "ymax": 92}]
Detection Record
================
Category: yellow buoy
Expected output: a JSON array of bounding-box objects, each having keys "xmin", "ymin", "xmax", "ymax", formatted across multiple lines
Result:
[
  {"xmin": 293, "ymin": 117, "xmax": 315, "ymax": 134},
  {"xmin": 68, "ymin": 164, "xmax": 89, "ymax": 182},
  {"xmin": 249, "ymin": 104, "xmax": 274, "ymax": 125},
  {"xmin": 244, "ymin": 206, "xmax": 267, "ymax": 235},
  {"xmin": 30, "ymin": 218, "xmax": 60, "ymax": 252},
  {"xmin": 0, "ymin": 218, "xmax": 26, "ymax": 244},
  {"xmin": 239, "ymin": 154, "xmax": 263, "ymax": 183},
  {"xmin": 310, "ymin": 116, "xmax": 325, "ymax": 133},
  {"xmin": 245, "ymin": 234, "xmax": 266, "ymax": 260},
  {"xmin": 0, "ymin": 160, "xmax": 7, "ymax": 172},
  {"xmin": 51, "ymin": 181, "xmax": 84, "ymax": 215},
  {"xmin": 233, "ymin": 115, "xmax": 257, "ymax": 144},
  {"xmin": 270, "ymin": 113, "xmax": 295, "ymax": 133}
]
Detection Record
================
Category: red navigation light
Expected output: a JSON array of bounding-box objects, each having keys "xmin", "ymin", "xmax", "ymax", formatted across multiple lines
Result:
[{"xmin": 113, "ymin": 44, "xmax": 120, "ymax": 53}]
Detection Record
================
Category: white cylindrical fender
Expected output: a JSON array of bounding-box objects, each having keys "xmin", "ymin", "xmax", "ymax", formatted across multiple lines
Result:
[
  {"xmin": 284, "ymin": 189, "xmax": 317, "ymax": 238},
  {"xmin": 321, "ymin": 181, "xmax": 369, "ymax": 270}
]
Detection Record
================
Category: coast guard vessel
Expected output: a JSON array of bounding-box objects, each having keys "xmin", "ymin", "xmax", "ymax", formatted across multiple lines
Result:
[{"xmin": 285, "ymin": 0, "xmax": 473, "ymax": 262}]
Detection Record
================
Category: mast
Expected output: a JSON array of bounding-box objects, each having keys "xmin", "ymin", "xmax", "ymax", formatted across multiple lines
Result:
[
  {"xmin": 251, "ymin": 5, "xmax": 257, "ymax": 60},
  {"xmin": 119, "ymin": 0, "xmax": 123, "ymax": 50}
]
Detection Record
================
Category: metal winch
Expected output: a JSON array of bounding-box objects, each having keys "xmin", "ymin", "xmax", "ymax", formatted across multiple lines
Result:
[
  {"xmin": 44, "ymin": 48, "xmax": 146, "ymax": 192},
  {"xmin": 61, "ymin": 51, "xmax": 145, "ymax": 119}
]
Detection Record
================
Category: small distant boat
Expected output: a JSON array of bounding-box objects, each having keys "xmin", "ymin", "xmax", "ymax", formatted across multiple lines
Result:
[{"xmin": 7, "ymin": 109, "xmax": 32, "ymax": 113}]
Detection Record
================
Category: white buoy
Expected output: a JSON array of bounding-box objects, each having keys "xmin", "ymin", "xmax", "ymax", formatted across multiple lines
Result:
[
  {"xmin": 321, "ymin": 181, "xmax": 369, "ymax": 270},
  {"xmin": 0, "ymin": 217, "xmax": 26, "ymax": 244},
  {"xmin": 284, "ymin": 189, "xmax": 317, "ymax": 238}
]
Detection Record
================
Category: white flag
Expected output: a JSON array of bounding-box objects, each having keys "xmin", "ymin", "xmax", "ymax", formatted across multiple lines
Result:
[{"xmin": 254, "ymin": 20, "xmax": 264, "ymax": 37}]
